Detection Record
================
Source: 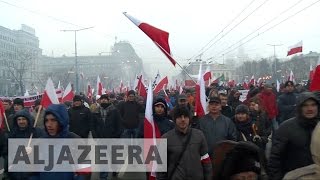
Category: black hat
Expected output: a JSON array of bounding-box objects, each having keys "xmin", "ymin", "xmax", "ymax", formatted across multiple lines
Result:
[
  {"xmin": 100, "ymin": 94, "xmax": 109, "ymax": 100},
  {"xmin": 128, "ymin": 90, "xmax": 135, "ymax": 96},
  {"xmin": 235, "ymin": 104, "xmax": 250, "ymax": 114},
  {"xmin": 285, "ymin": 80, "xmax": 294, "ymax": 87},
  {"xmin": 109, "ymin": 93, "xmax": 116, "ymax": 99},
  {"xmin": 13, "ymin": 98, "xmax": 24, "ymax": 106},
  {"xmin": 209, "ymin": 97, "xmax": 221, "ymax": 104},
  {"xmin": 73, "ymin": 95, "xmax": 82, "ymax": 102}
]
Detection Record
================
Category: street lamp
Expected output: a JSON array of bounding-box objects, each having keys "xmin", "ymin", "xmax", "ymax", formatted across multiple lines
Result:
[{"xmin": 61, "ymin": 26, "xmax": 94, "ymax": 94}]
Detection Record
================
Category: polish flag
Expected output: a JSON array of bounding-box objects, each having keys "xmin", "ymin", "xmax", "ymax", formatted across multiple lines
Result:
[
  {"xmin": 287, "ymin": 41, "xmax": 303, "ymax": 56},
  {"xmin": 195, "ymin": 64, "xmax": 207, "ymax": 117},
  {"xmin": 243, "ymin": 82, "xmax": 249, "ymax": 90},
  {"xmin": 123, "ymin": 12, "xmax": 176, "ymax": 66},
  {"xmin": 310, "ymin": 57, "xmax": 320, "ymax": 91},
  {"xmin": 179, "ymin": 86, "xmax": 183, "ymax": 94},
  {"xmin": 144, "ymin": 82, "xmax": 160, "ymax": 179},
  {"xmin": 0, "ymin": 101, "xmax": 6, "ymax": 130},
  {"xmin": 96, "ymin": 76, "xmax": 103, "ymax": 96},
  {"xmin": 203, "ymin": 66, "xmax": 212, "ymax": 81},
  {"xmin": 62, "ymin": 83, "xmax": 75, "ymax": 102},
  {"xmin": 137, "ymin": 75, "xmax": 147, "ymax": 98},
  {"xmin": 153, "ymin": 76, "xmax": 169, "ymax": 94},
  {"xmin": 41, "ymin": 78, "xmax": 60, "ymax": 109}
]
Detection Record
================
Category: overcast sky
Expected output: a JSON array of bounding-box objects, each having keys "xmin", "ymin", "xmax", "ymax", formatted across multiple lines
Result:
[{"xmin": 1, "ymin": 0, "xmax": 319, "ymax": 77}]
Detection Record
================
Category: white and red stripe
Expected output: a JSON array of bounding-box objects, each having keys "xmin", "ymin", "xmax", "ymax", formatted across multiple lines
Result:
[
  {"xmin": 200, "ymin": 153, "xmax": 211, "ymax": 164},
  {"xmin": 153, "ymin": 76, "xmax": 169, "ymax": 94},
  {"xmin": 123, "ymin": 12, "xmax": 176, "ymax": 66},
  {"xmin": 96, "ymin": 76, "xmax": 103, "ymax": 96},
  {"xmin": 287, "ymin": 41, "xmax": 302, "ymax": 56},
  {"xmin": 41, "ymin": 78, "xmax": 60, "ymax": 109},
  {"xmin": 195, "ymin": 64, "xmax": 207, "ymax": 117},
  {"xmin": 62, "ymin": 83, "xmax": 74, "ymax": 102}
]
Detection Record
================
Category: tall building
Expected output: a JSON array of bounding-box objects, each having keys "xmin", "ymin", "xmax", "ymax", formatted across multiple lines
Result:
[{"xmin": 0, "ymin": 24, "xmax": 42, "ymax": 96}]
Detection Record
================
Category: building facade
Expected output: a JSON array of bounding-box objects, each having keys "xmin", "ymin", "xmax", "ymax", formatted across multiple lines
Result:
[{"xmin": 0, "ymin": 24, "xmax": 42, "ymax": 96}]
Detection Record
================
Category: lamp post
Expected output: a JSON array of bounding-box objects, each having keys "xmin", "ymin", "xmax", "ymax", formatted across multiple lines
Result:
[
  {"xmin": 61, "ymin": 26, "xmax": 93, "ymax": 94},
  {"xmin": 267, "ymin": 44, "xmax": 282, "ymax": 80}
]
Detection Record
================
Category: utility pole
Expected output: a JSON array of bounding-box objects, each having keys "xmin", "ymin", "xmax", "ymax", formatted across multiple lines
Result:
[
  {"xmin": 267, "ymin": 44, "xmax": 282, "ymax": 80},
  {"xmin": 61, "ymin": 26, "xmax": 93, "ymax": 94}
]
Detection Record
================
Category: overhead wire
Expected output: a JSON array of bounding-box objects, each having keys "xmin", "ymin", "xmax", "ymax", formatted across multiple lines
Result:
[
  {"xmin": 188, "ymin": 0, "xmax": 257, "ymax": 61},
  {"xmin": 206, "ymin": 0, "xmax": 320, "ymax": 62}
]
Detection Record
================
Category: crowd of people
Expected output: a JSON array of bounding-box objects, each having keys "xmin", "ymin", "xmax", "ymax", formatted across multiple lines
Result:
[{"xmin": 0, "ymin": 80, "xmax": 319, "ymax": 180}]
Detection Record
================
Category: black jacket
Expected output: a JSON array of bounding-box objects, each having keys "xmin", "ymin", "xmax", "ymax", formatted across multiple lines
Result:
[
  {"xmin": 268, "ymin": 92, "xmax": 320, "ymax": 180},
  {"xmin": 277, "ymin": 92, "xmax": 298, "ymax": 123},
  {"xmin": 91, "ymin": 105, "xmax": 122, "ymax": 138},
  {"xmin": 221, "ymin": 105, "xmax": 234, "ymax": 119},
  {"xmin": 118, "ymin": 101, "xmax": 144, "ymax": 129},
  {"xmin": 68, "ymin": 105, "xmax": 92, "ymax": 138}
]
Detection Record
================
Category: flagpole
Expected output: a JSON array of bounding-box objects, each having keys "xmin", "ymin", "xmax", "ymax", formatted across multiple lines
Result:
[
  {"xmin": 3, "ymin": 112, "xmax": 10, "ymax": 132},
  {"xmin": 154, "ymin": 41, "xmax": 197, "ymax": 84},
  {"xmin": 27, "ymin": 105, "xmax": 42, "ymax": 147}
]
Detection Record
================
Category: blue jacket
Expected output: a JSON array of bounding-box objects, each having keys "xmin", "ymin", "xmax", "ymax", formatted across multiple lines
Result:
[{"xmin": 31, "ymin": 104, "xmax": 83, "ymax": 180}]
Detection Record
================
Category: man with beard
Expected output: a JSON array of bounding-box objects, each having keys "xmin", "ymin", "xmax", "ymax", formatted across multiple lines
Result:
[
  {"xmin": 91, "ymin": 94, "xmax": 122, "ymax": 180},
  {"xmin": 268, "ymin": 92, "xmax": 320, "ymax": 180}
]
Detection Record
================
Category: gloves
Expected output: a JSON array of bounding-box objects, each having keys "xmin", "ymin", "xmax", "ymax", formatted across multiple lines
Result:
[
  {"xmin": 25, "ymin": 146, "xmax": 32, "ymax": 155},
  {"xmin": 253, "ymin": 135, "xmax": 261, "ymax": 143}
]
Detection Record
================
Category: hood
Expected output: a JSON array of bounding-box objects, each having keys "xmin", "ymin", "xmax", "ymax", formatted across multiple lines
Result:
[
  {"xmin": 311, "ymin": 122, "xmax": 320, "ymax": 165},
  {"xmin": 13, "ymin": 109, "xmax": 34, "ymax": 130},
  {"xmin": 296, "ymin": 92, "xmax": 320, "ymax": 119},
  {"xmin": 153, "ymin": 98, "xmax": 168, "ymax": 117},
  {"xmin": 44, "ymin": 104, "xmax": 69, "ymax": 137}
]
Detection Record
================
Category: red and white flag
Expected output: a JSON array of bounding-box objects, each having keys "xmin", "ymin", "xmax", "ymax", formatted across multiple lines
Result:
[
  {"xmin": 41, "ymin": 78, "xmax": 60, "ymax": 109},
  {"xmin": 62, "ymin": 83, "xmax": 75, "ymax": 102},
  {"xmin": 287, "ymin": 41, "xmax": 303, "ymax": 56},
  {"xmin": 195, "ymin": 64, "xmax": 207, "ymax": 117},
  {"xmin": 243, "ymin": 81, "xmax": 249, "ymax": 90},
  {"xmin": 310, "ymin": 64, "xmax": 315, "ymax": 81},
  {"xmin": 144, "ymin": 82, "xmax": 160, "ymax": 179},
  {"xmin": 249, "ymin": 75, "xmax": 255, "ymax": 86},
  {"xmin": 96, "ymin": 76, "xmax": 103, "ymax": 96},
  {"xmin": 87, "ymin": 83, "xmax": 92, "ymax": 99},
  {"xmin": 137, "ymin": 75, "xmax": 147, "ymax": 98},
  {"xmin": 123, "ymin": 12, "xmax": 176, "ymax": 66},
  {"xmin": 153, "ymin": 76, "xmax": 169, "ymax": 94},
  {"xmin": 310, "ymin": 57, "xmax": 320, "ymax": 91}
]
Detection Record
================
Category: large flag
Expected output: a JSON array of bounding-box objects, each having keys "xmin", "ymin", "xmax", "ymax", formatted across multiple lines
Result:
[
  {"xmin": 287, "ymin": 41, "xmax": 303, "ymax": 56},
  {"xmin": 153, "ymin": 76, "xmax": 169, "ymax": 94},
  {"xmin": 41, "ymin": 78, "xmax": 60, "ymax": 109},
  {"xmin": 144, "ymin": 82, "xmax": 160, "ymax": 179},
  {"xmin": 123, "ymin": 12, "xmax": 176, "ymax": 66},
  {"xmin": 195, "ymin": 64, "xmax": 207, "ymax": 117},
  {"xmin": 62, "ymin": 83, "xmax": 75, "ymax": 102},
  {"xmin": 96, "ymin": 76, "xmax": 103, "ymax": 96}
]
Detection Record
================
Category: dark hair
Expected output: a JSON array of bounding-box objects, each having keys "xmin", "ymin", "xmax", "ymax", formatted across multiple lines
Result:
[
  {"xmin": 219, "ymin": 93, "xmax": 228, "ymax": 97},
  {"xmin": 173, "ymin": 106, "xmax": 191, "ymax": 121},
  {"xmin": 2, "ymin": 99, "xmax": 12, "ymax": 103},
  {"xmin": 285, "ymin": 80, "xmax": 294, "ymax": 87}
]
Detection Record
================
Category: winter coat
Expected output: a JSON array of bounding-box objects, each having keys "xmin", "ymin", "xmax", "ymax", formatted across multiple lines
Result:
[
  {"xmin": 199, "ymin": 114, "xmax": 237, "ymax": 155},
  {"xmin": 7, "ymin": 109, "xmax": 44, "ymax": 180},
  {"xmin": 157, "ymin": 128, "xmax": 212, "ymax": 180},
  {"xmin": 118, "ymin": 101, "xmax": 144, "ymax": 129},
  {"xmin": 68, "ymin": 105, "xmax": 92, "ymax": 138},
  {"xmin": 91, "ymin": 104, "xmax": 122, "ymax": 138},
  {"xmin": 268, "ymin": 92, "xmax": 320, "ymax": 180},
  {"xmin": 283, "ymin": 122, "xmax": 320, "ymax": 180},
  {"xmin": 221, "ymin": 105, "xmax": 234, "ymax": 119},
  {"xmin": 277, "ymin": 92, "xmax": 298, "ymax": 124},
  {"xmin": 31, "ymin": 104, "xmax": 83, "ymax": 180}
]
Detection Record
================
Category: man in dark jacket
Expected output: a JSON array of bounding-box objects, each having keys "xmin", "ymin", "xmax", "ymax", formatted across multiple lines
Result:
[
  {"xmin": 118, "ymin": 90, "xmax": 144, "ymax": 138},
  {"xmin": 268, "ymin": 92, "xmax": 320, "ymax": 180},
  {"xmin": 157, "ymin": 106, "xmax": 212, "ymax": 180},
  {"xmin": 68, "ymin": 95, "xmax": 92, "ymax": 138},
  {"xmin": 7, "ymin": 109, "xmax": 44, "ymax": 180},
  {"xmin": 31, "ymin": 104, "xmax": 85, "ymax": 180},
  {"xmin": 91, "ymin": 94, "xmax": 122, "ymax": 180},
  {"xmin": 219, "ymin": 93, "xmax": 234, "ymax": 118},
  {"xmin": 277, "ymin": 81, "xmax": 297, "ymax": 124},
  {"xmin": 6, "ymin": 98, "xmax": 25, "ymax": 132},
  {"xmin": 199, "ymin": 97, "xmax": 237, "ymax": 156}
]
